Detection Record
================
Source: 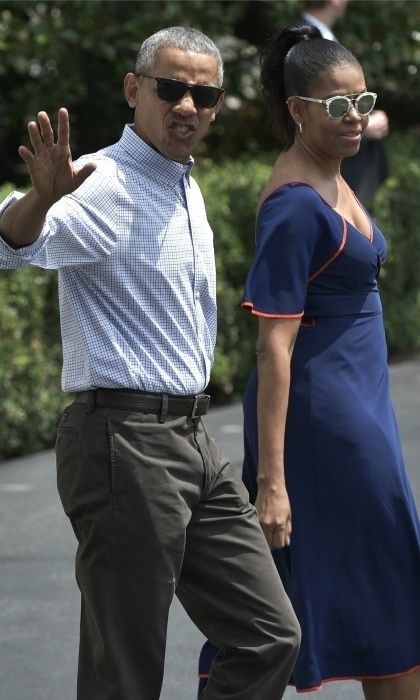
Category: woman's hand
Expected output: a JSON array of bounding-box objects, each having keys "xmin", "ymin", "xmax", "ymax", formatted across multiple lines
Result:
[
  {"xmin": 256, "ymin": 481, "xmax": 292, "ymax": 550},
  {"xmin": 18, "ymin": 108, "xmax": 96, "ymax": 205}
]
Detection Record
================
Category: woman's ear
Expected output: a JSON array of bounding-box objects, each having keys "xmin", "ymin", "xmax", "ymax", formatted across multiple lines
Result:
[{"xmin": 286, "ymin": 96, "xmax": 304, "ymax": 128}]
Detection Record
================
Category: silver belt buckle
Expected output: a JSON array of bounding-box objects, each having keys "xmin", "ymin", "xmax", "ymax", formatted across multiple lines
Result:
[{"xmin": 190, "ymin": 395, "xmax": 200, "ymax": 420}]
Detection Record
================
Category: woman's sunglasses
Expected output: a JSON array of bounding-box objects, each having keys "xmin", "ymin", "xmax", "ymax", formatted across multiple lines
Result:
[
  {"xmin": 293, "ymin": 92, "xmax": 377, "ymax": 119},
  {"xmin": 137, "ymin": 72, "xmax": 224, "ymax": 109}
]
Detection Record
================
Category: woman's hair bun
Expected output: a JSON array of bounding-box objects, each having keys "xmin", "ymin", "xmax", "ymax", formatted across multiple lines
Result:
[{"xmin": 282, "ymin": 23, "xmax": 323, "ymax": 52}]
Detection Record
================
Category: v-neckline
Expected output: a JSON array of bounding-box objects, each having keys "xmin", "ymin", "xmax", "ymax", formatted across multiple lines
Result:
[
  {"xmin": 305, "ymin": 183, "xmax": 374, "ymax": 243},
  {"xmin": 263, "ymin": 182, "xmax": 374, "ymax": 243}
]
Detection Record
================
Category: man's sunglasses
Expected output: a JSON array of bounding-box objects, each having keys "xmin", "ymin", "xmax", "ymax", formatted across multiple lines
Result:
[
  {"xmin": 137, "ymin": 72, "xmax": 224, "ymax": 109},
  {"xmin": 293, "ymin": 91, "xmax": 377, "ymax": 119}
]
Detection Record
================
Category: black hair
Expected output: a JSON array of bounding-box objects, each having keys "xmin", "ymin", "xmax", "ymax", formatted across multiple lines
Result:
[{"xmin": 260, "ymin": 23, "xmax": 361, "ymax": 148}]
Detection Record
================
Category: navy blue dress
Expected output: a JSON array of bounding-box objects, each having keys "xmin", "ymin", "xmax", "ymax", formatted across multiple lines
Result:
[
  {"xmin": 242, "ymin": 183, "xmax": 420, "ymax": 691},
  {"xmin": 198, "ymin": 183, "xmax": 420, "ymax": 694}
]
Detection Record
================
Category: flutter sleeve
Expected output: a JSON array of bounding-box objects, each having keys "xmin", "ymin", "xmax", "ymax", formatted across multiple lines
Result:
[{"xmin": 242, "ymin": 185, "xmax": 326, "ymax": 317}]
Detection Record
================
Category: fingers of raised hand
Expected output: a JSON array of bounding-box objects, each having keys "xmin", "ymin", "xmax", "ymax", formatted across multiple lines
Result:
[
  {"xmin": 18, "ymin": 144, "xmax": 35, "ymax": 166},
  {"xmin": 25, "ymin": 109, "xmax": 69, "ymax": 155},
  {"xmin": 27, "ymin": 119, "xmax": 47, "ymax": 155},
  {"xmin": 57, "ymin": 107, "xmax": 70, "ymax": 146},
  {"xmin": 26, "ymin": 112, "xmax": 54, "ymax": 155},
  {"xmin": 38, "ymin": 111, "xmax": 55, "ymax": 147}
]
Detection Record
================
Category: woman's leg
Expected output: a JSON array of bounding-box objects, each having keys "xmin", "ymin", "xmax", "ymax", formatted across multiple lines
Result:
[
  {"xmin": 197, "ymin": 641, "xmax": 219, "ymax": 697},
  {"xmin": 362, "ymin": 669, "xmax": 420, "ymax": 700}
]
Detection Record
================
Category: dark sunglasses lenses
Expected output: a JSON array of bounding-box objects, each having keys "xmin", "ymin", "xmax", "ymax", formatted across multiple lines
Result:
[
  {"xmin": 357, "ymin": 93, "xmax": 376, "ymax": 115},
  {"xmin": 328, "ymin": 97, "xmax": 352, "ymax": 118},
  {"xmin": 156, "ymin": 78, "xmax": 222, "ymax": 108},
  {"xmin": 328, "ymin": 93, "xmax": 376, "ymax": 118}
]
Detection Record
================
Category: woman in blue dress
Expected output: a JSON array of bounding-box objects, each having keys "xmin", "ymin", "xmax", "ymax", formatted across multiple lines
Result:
[{"xmin": 199, "ymin": 24, "xmax": 420, "ymax": 699}]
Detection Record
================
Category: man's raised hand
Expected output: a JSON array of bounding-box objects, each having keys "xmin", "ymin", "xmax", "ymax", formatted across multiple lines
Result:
[{"xmin": 18, "ymin": 108, "xmax": 96, "ymax": 205}]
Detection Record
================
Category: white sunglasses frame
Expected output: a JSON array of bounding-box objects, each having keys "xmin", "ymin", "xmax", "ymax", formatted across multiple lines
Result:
[{"xmin": 292, "ymin": 92, "xmax": 377, "ymax": 119}]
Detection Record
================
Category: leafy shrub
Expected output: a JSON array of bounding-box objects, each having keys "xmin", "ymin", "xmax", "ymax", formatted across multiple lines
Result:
[
  {"xmin": 370, "ymin": 129, "xmax": 420, "ymax": 356},
  {"xmin": 0, "ymin": 268, "xmax": 64, "ymax": 458},
  {"xmin": 195, "ymin": 157, "xmax": 272, "ymax": 400},
  {"xmin": 0, "ymin": 183, "xmax": 65, "ymax": 458}
]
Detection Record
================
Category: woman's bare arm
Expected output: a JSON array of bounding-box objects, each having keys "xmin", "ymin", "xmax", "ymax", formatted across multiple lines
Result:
[{"xmin": 256, "ymin": 315, "xmax": 301, "ymax": 549}]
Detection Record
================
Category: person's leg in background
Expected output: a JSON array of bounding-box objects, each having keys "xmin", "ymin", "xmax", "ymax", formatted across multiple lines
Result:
[
  {"xmin": 198, "ymin": 641, "xmax": 220, "ymax": 696},
  {"xmin": 361, "ymin": 670, "xmax": 420, "ymax": 700}
]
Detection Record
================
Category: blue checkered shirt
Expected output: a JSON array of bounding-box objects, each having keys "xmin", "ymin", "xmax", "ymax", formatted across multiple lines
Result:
[{"xmin": 0, "ymin": 125, "xmax": 217, "ymax": 395}]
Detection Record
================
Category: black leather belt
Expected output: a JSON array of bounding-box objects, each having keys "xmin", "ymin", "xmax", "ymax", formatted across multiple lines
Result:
[{"xmin": 76, "ymin": 389, "xmax": 211, "ymax": 420}]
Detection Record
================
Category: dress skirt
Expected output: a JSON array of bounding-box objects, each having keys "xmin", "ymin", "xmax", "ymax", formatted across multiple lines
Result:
[{"xmin": 243, "ymin": 310, "xmax": 420, "ymax": 690}]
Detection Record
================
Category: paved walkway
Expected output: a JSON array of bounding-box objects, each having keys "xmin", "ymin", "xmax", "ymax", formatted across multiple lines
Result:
[{"xmin": 0, "ymin": 358, "xmax": 419, "ymax": 699}]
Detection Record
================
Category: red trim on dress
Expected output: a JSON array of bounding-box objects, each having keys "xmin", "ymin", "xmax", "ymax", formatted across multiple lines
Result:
[
  {"xmin": 293, "ymin": 663, "xmax": 420, "ymax": 693},
  {"xmin": 241, "ymin": 301, "xmax": 303, "ymax": 319},
  {"xmin": 307, "ymin": 218, "xmax": 348, "ymax": 283},
  {"xmin": 245, "ymin": 183, "xmax": 376, "ymax": 318},
  {"xmin": 241, "ymin": 215, "xmax": 347, "ymax": 320},
  {"xmin": 199, "ymin": 664, "xmax": 420, "ymax": 688}
]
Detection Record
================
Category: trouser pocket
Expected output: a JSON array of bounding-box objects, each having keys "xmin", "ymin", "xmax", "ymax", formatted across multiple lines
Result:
[{"xmin": 55, "ymin": 402, "xmax": 113, "ymax": 520}]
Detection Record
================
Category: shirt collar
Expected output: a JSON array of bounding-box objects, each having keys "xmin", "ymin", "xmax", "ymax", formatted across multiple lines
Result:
[
  {"xmin": 303, "ymin": 12, "xmax": 337, "ymax": 41},
  {"xmin": 118, "ymin": 124, "xmax": 194, "ymax": 187}
]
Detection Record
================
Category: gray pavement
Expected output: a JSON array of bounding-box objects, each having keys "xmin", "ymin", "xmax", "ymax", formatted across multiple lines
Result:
[{"xmin": 0, "ymin": 358, "xmax": 419, "ymax": 700}]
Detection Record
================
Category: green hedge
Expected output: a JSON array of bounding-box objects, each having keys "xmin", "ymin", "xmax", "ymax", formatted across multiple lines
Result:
[
  {"xmin": 369, "ymin": 132, "xmax": 420, "ymax": 357},
  {"xmin": 0, "ymin": 130, "xmax": 419, "ymax": 458},
  {"xmin": 0, "ymin": 269, "xmax": 64, "ymax": 458},
  {"xmin": 194, "ymin": 157, "xmax": 272, "ymax": 400}
]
